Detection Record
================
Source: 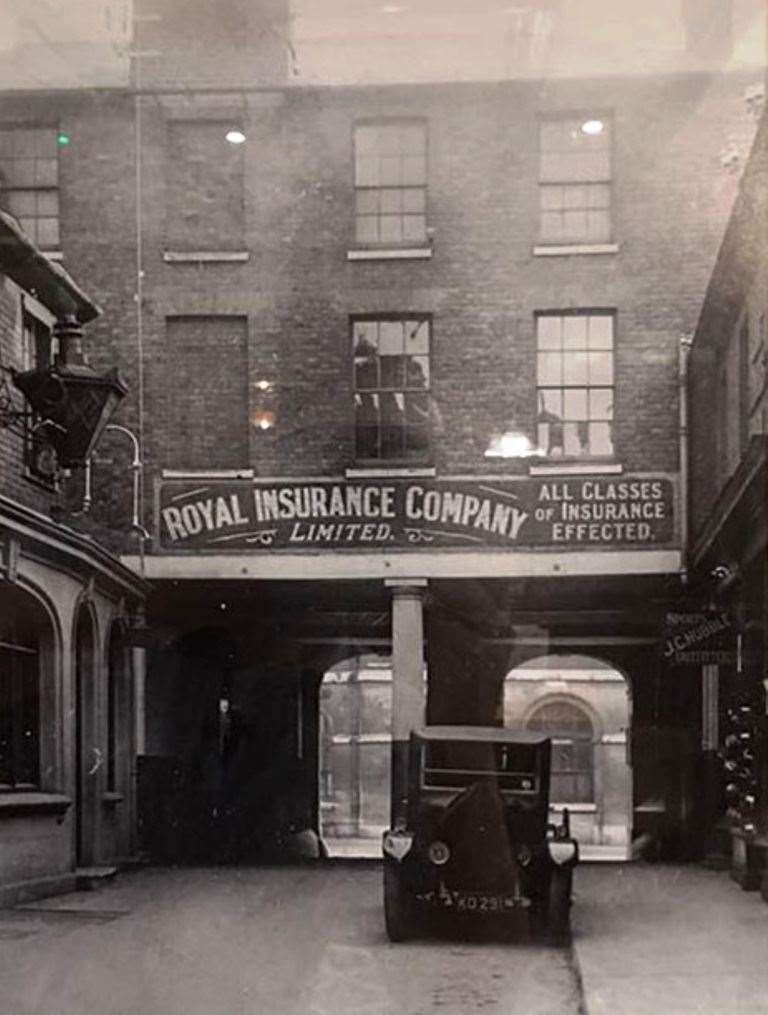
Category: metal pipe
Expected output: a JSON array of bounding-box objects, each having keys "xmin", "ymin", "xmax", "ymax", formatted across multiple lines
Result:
[
  {"xmin": 82, "ymin": 456, "xmax": 92, "ymax": 513},
  {"xmin": 678, "ymin": 337, "xmax": 692, "ymax": 583}
]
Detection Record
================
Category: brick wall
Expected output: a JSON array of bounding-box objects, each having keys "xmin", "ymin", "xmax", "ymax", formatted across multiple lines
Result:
[{"xmin": 0, "ymin": 72, "xmax": 757, "ymax": 545}]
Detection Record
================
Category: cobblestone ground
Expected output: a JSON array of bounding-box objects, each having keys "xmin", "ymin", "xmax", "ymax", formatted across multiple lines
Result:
[{"xmin": 0, "ymin": 865, "xmax": 583, "ymax": 1015}]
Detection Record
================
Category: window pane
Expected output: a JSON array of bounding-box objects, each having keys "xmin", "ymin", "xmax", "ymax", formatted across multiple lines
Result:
[
  {"xmin": 404, "ymin": 319, "xmax": 429, "ymax": 354},
  {"xmin": 563, "ymin": 351, "xmax": 589, "ymax": 385},
  {"xmin": 380, "ymin": 425, "xmax": 404, "ymax": 458},
  {"xmin": 404, "ymin": 426, "xmax": 429, "ymax": 455},
  {"xmin": 35, "ymin": 159, "xmax": 58, "ymax": 186},
  {"xmin": 402, "ymin": 188, "xmax": 425, "ymax": 213},
  {"xmin": 587, "ymin": 183, "xmax": 610, "ymax": 208},
  {"xmin": 537, "ymin": 352, "xmax": 562, "ymax": 385},
  {"xmin": 353, "ymin": 321, "xmax": 378, "ymax": 355},
  {"xmin": 401, "ymin": 215, "xmax": 426, "ymax": 242},
  {"xmin": 540, "ymin": 185, "xmax": 563, "ymax": 210},
  {"xmin": 355, "ymin": 156, "xmax": 378, "ymax": 186},
  {"xmin": 589, "ymin": 351, "xmax": 614, "ymax": 385},
  {"xmin": 378, "ymin": 156, "xmax": 401, "ymax": 185},
  {"xmin": 37, "ymin": 191, "xmax": 59, "ymax": 215},
  {"xmin": 564, "ymin": 421, "xmax": 586, "ymax": 455},
  {"xmin": 356, "ymin": 190, "xmax": 379, "ymax": 214},
  {"xmin": 36, "ymin": 218, "xmax": 59, "ymax": 248},
  {"xmin": 405, "ymin": 392, "xmax": 429, "ymax": 423},
  {"xmin": 380, "ymin": 355, "xmax": 405, "ymax": 388},
  {"xmin": 9, "ymin": 159, "xmax": 36, "ymax": 185},
  {"xmin": 563, "ymin": 388, "xmax": 588, "ymax": 420},
  {"xmin": 355, "ymin": 356, "xmax": 378, "ymax": 390},
  {"xmin": 587, "ymin": 209, "xmax": 611, "ymax": 241},
  {"xmin": 588, "ymin": 315, "xmax": 614, "ymax": 348},
  {"xmin": 401, "ymin": 155, "xmax": 426, "ymax": 185},
  {"xmin": 379, "ymin": 215, "xmax": 403, "ymax": 243},
  {"xmin": 589, "ymin": 421, "xmax": 613, "ymax": 456},
  {"xmin": 379, "ymin": 188, "xmax": 401, "ymax": 213},
  {"xmin": 380, "ymin": 391, "xmax": 405, "ymax": 422},
  {"xmin": 13, "ymin": 130, "xmax": 38, "ymax": 155},
  {"xmin": 537, "ymin": 316, "xmax": 562, "ymax": 349},
  {"xmin": 378, "ymin": 321, "xmax": 403, "ymax": 355},
  {"xmin": 406, "ymin": 355, "xmax": 429, "ymax": 388},
  {"xmin": 538, "ymin": 388, "xmax": 563, "ymax": 418},
  {"xmin": 562, "ymin": 209, "xmax": 588, "ymax": 239},
  {"xmin": 589, "ymin": 388, "xmax": 614, "ymax": 419},
  {"xmin": 399, "ymin": 124, "xmax": 426, "ymax": 153},
  {"xmin": 562, "ymin": 315, "xmax": 588, "ymax": 348},
  {"xmin": 5, "ymin": 190, "xmax": 35, "ymax": 215},
  {"xmin": 562, "ymin": 184, "xmax": 587, "ymax": 209}
]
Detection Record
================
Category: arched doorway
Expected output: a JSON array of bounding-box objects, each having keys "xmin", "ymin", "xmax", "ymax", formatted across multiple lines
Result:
[
  {"xmin": 319, "ymin": 654, "xmax": 392, "ymax": 858},
  {"xmin": 504, "ymin": 654, "xmax": 632, "ymax": 859}
]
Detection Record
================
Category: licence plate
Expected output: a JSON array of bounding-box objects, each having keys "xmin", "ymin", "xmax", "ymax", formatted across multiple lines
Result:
[{"xmin": 416, "ymin": 889, "xmax": 528, "ymax": 912}]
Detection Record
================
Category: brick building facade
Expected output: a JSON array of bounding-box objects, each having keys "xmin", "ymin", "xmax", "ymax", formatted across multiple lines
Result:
[{"xmin": 1, "ymin": 0, "xmax": 765, "ymax": 866}]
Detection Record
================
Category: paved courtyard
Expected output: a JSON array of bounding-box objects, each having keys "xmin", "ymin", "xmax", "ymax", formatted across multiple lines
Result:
[{"xmin": 0, "ymin": 862, "xmax": 765, "ymax": 1014}]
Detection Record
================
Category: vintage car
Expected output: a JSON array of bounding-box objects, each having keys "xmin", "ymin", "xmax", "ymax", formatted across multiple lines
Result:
[{"xmin": 382, "ymin": 726, "xmax": 578, "ymax": 941}]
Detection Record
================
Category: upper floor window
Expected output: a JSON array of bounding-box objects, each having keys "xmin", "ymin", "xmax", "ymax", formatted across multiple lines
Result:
[
  {"xmin": 0, "ymin": 127, "xmax": 60, "ymax": 249},
  {"xmin": 21, "ymin": 309, "xmax": 59, "ymax": 484},
  {"xmin": 539, "ymin": 116, "xmax": 611, "ymax": 245},
  {"xmin": 353, "ymin": 315, "xmax": 431, "ymax": 461},
  {"xmin": 536, "ymin": 311, "xmax": 614, "ymax": 458},
  {"xmin": 354, "ymin": 121, "xmax": 427, "ymax": 247},
  {"xmin": 165, "ymin": 121, "xmax": 245, "ymax": 251}
]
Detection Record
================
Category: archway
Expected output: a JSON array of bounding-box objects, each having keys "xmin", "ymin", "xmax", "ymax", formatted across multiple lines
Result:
[
  {"xmin": 504, "ymin": 654, "xmax": 632, "ymax": 859},
  {"xmin": 319, "ymin": 654, "xmax": 392, "ymax": 858}
]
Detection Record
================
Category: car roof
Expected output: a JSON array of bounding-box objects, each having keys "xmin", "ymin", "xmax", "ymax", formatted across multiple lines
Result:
[{"xmin": 413, "ymin": 725, "xmax": 550, "ymax": 745}]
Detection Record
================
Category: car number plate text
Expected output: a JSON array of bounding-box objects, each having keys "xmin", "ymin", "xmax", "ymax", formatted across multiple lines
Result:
[{"xmin": 416, "ymin": 889, "xmax": 527, "ymax": 912}]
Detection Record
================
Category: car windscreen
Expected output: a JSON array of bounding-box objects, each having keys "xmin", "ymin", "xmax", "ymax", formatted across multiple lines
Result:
[{"xmin": 421, "ymin": 740, "xmax": 540, "ymax": 793}]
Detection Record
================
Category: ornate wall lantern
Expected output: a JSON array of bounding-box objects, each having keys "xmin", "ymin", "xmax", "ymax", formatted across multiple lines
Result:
[{"xmin": 11, "ymin": 316, "xmax": 127, "ymax": 468}]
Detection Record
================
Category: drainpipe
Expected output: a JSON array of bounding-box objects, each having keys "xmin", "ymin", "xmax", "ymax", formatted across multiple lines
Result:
[{"xmin": 679, "ymin": 337, "xmax": 693, "ymax": 585}]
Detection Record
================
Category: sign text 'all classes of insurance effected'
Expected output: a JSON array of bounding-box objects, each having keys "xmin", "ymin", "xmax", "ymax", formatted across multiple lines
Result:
[{"xmin": 156, "ymin": 474, "xmax": 676, "ymax": 551}]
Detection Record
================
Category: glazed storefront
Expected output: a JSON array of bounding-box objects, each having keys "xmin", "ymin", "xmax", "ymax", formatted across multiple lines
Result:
[{"xmin": 127, "ymin": 469, "xmax": 699, "ymax": 863}]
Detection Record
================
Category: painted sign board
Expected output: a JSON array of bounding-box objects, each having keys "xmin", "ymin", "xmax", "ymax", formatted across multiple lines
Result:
[
  {"xmin": 156, "ymin": 474, "xmax": 677, "ymax": 553},
  {"xmin": 663, "ymin": 609, "xmax": 733, "ymax": 665}
]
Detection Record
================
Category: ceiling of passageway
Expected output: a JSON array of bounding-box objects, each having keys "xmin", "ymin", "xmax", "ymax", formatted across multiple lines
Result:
[{"xmin": 148, "ymin": 571, "xmax": 673, "ymax": 642}]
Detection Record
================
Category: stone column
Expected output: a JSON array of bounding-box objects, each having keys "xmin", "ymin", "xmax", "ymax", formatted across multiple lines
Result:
[{"xmin": 386, "ymin": 579, "xmax": 427, "ymax": 826}]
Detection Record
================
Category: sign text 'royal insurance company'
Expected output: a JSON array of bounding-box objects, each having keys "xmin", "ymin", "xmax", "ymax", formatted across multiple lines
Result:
[{"xmin": 156, "ymin": 475, "xmax": 676, "ymax": 551}]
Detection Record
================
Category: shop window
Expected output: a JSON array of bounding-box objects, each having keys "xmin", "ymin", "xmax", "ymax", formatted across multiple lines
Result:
[
  {"xmin": 106, "ymin": 626, "xmax": 125, "ymax": 793},
  {"xmin": 354, "ymin": 121, "xmax": 427, "ymax": 246},
  {"xmin": 526, "ymin": 700, "xmax": 594, "ymax": 803},
  {"xmin": 353, "ymin": 314, "xmax": 432, "ymax": 461},
  {"xmin": 539, "ymin": 116, "xmax": 612, "ymax": 244},
  {"xmin": 0, "ymin": 127, "xmax": 60, "ymax": 249},
  {"xmin": 0, "ymin": 638, "xmax": 40, "ymax": 789},
  {"xmin": 165, "ymin": 121, "xmax": 245, "ymax": 251},
  {"xmin": 536, "ymin": 311, "xmax": 614, "ymax": 458}
]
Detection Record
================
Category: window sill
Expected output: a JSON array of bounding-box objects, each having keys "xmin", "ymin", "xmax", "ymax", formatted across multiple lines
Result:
[
  {"xmin": 346, "ymin": 465, "xmax": 436, "ymax": 479},
  {"xmin": 550, "ymin": 802, "xmax": 597, "ymax": 813},
  {"xmin": 533, "ymin": 243, "xmax": 619, "ymax": 257},
  {"xmin": 528, "ymin": 462, "xmax": 623, "ymax": 477},
  {"xmin": 102, "ymin": 791, "xmax": 124, "ymax": 807},
  {"xmin": 163, "ymin": 251, "xmax": 250, "ymax": 263},
  {"xmin": 161, "ymin": 468, "xmax": 254, "ymax": 479},
  {"xmin": 0, "ymin": 792, "xmax": 72, "ymax": 817},
  {"xmin": 347, "ymin": 247, "xmax": 432, "ymax": 262}
]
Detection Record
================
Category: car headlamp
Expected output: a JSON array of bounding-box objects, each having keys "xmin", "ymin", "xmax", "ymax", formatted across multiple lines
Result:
[
  {"xmin": 383, "ymin": 829, "xmax": 414, "ymax": 861},
  {"xmin": 547, "ymin": 839, "xmax": 578, "ymax": 865},
  {"xmin": 428, "ymin": 840, "xmax": 451, "ymax": 866}
]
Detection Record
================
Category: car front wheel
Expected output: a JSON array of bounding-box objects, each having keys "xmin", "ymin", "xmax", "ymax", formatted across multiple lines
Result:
[{"xmin": 384, "ymin": 862, "xmax": 416, "ymax": 942}]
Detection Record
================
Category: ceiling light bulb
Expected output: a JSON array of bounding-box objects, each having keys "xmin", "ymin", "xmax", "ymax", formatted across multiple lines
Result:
[
  {"xmin": 581, "ymin": 119, "xmax": 604, "ymax": 136},
  {"xmin": 225, "ymin": 129, "xmax": 246, "ymax": 145}
]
